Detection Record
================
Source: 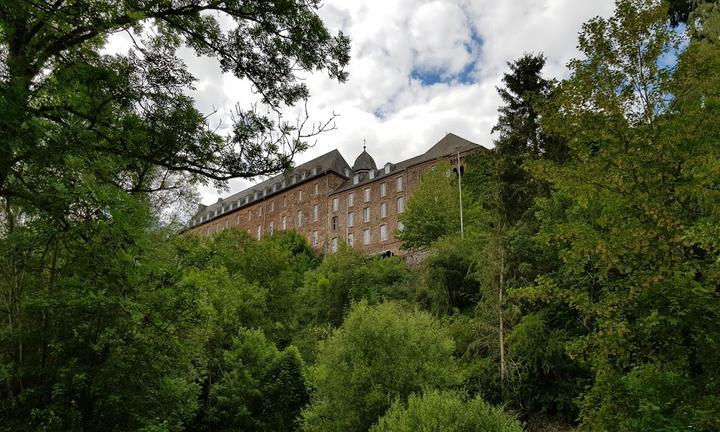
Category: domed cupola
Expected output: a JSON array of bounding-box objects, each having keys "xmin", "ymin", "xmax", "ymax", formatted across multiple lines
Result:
[{"xmin": 352, "ymin": 146, "xmax": 377, "ymax": 173}]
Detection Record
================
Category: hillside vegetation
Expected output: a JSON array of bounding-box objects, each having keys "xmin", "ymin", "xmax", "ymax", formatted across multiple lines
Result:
[{"xmin": 2, "ymin": 1, "xmax": 720, "ymax": 431}]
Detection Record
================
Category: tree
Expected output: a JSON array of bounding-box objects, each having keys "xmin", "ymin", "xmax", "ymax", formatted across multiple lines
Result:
[
  {"xmin": 371, "ymin": 390, "xmax": 524, "ymax": 432},
  {"xmin": 667, "ymin": 0, "xmax": 719, "ymax": 25},
  {"xmin": 297, "ymin": 246, "xmax": 410, "ymax": 327},
  {"xmin": 301, "ymin": 301, "xmax": 461, "ymax": 432},
  {"xmin": 207, "ymin": 229, "xmax": 317, "ymax": 343},
  {"xmin": 0, "ymin": 201, "xmax": 207, "ymax": 431},
  {"xmin": 416, "ymin": 234, "xmax": 481, "ymax": 314},
  {"xmin": 491, "ymin": 53, "xmax": 567, "ymax": 224},
  {"xmin": 0, "ymin": 0, "xmax": 350, "ymax": 222},
  {"xmin": 0, "ymin": 4, "xmax": 348, "ymax": 426},
  {"xmin": 397, "ymin": 161, "xmax": 463, "ymax": 250},
  {"xmin": 523, "ymin": 0, "xmax": 720, "ymax": 429},
  {"xmin": 205, "ymin": 329, "xmax": 308, "ymax": 432},
  {"xmin": 457, "ymin": 59, "xmax": 578, "ymax": 425}
]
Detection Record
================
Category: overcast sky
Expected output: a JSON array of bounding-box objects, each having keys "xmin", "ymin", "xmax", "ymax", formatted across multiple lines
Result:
[{"xmin": 107, "ymin": 0, "xmax": 615, "ymax": 205}]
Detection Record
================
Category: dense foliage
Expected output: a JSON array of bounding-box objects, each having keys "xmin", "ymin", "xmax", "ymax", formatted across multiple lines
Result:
[
  {"xmin": 2, "ymin": 1, "xmax": 719, "ymax": 431},
  {"xmin": 301, "ymin": 301, "xmax": 461, "ymax": 432},
  {"xmin": 525, "ymin": 1, "xmax": 720, "ymax": 429},
  {"xmin": 371, "ymin": 390, "xmax": 524, "ymax": 432}
]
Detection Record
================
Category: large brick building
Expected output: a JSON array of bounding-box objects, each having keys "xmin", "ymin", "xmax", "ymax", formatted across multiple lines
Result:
[{"xmin": 187, "ymin": 133, "xmax": 483, "ymax": 256}]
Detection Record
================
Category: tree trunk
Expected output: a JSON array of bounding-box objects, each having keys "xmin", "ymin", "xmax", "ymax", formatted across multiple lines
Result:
[{"xmin": 499, "ymin": 244, "xmax": 506, "ymax": 388}]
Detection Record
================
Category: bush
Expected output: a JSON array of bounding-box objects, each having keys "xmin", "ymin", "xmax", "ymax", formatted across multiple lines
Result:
[
  {"xmin": 372, "ymin": 390, "xmax": 524, "ymax": 432},
  {"xmin": 301, "ymin": 301, "xmax": 460, "ymax": 432}
]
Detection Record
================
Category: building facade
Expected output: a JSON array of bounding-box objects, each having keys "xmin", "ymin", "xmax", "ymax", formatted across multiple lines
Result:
[{"xmin": 187, "ymin": 133, "xmax": 484, "ymax": 256}]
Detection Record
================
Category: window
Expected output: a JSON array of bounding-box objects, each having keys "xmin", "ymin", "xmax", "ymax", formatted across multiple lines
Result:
[
  {"xmin": 332, "ymin": 197, "xmax": 339, "ymax": 211},
  {"xmin": 353, "ymin": 175, "xmax": 360, "ymax": 185},
  {"xmin": 225, "ymin": 219, "xmax": 229, "ymax": 228},
  {"xmin": 312, "ymin": 230, "xmax": 319, "ymax": 246},
  {"xmin": 380, "ymin": 182, "xmax": 386, "ymax": 197},
  {"xmin": 236, "ymin": 215, "xmax": 240, "ymax": 225},
  {"xmin": 313, "ymin": 204, "xmax": 319, "ymax": 222},
  {"xmin": 256, "ymin": 225, "xmax": 262, "ymax": 239},
  {"xmin": 397, "ymin": 221, "xmax": 405, "ymax": 232},
  {"xmin": 299, "ymin": 190, "xmax": 303, "ymax": 202},
  {"xmin": 348, "ymin": 193, "xmax": 354, "ymax": 207},
  {"xmin": 348, "ymin": 233, "xmax": 354, "ymax": 247},
  {"xmin": 380, "ymin": 224, "xmax": 388, "ymax": 241},
  {"xmin": 332, "ymin": 216, "xmax": 338, "ymax": 231},
  {"xmin": 269, "ymin": 220, "xmax": 274, "ymax": 234},
  {"xmin": 331, "ymin": 237, "xmax": 338, "ymax": 252},
  {"xmin": 363, "ymin": 207, "xmax": 370, "ymax": 223},
  {"xmin": 397, "ymin": 196, "xmax": 405, "ymax": 213},
  {"xmin": 384, "ymin": 163, "xmax": 391, "ymax": 174},
  {"xmin": 363, "ymin": 187, "xmax": 371, "ymax": 202},
  {"xmin": 283, "ymin": 195, "xmax": 287, "ymax": 208},
  {"xmin": 282, "ymin": 216, "xmax": 287, "ymax": 230},
  {"xmin": 258, "ymin": 207, "xmax": 262, "ymax": 217},
  {"xmin": 314, "ymin": 183, "xmax": 319, "ymax": 195},
  {"xmin": 248, "ymin": 211, "xmax": 252, "ymax": 221},
  {"xmin": 270, "ymin": 201, "xmax": 275, "ymax": 212},
  {"xmin": 363, "ymin": 229, "xmax": 371, "ymax": 245},
  {"xmin": 369, "ymin": 170, "xmax": 375, "ymax": 179},
  {"xmin": 380, "ymin": 202, "xmax": 387, "ymax": 218},
  {"xmin": 396, "ymin": 176, "xmax": 404, "ymax": 192},
  {"xmin": 297, "ymin": 210, "xmax": 303, "ymax": 227},
  {"xmin": 348, "ymin": 212, "xmax": 354, "ymax": 227}
]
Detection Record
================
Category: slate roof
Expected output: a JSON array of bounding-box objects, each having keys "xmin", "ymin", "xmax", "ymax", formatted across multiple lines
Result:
[
  {"xmin": 352, "ymin": 149, "xmax": 377, "ymax": 172},
  {"xmin": 188, "ymin": 133, "xmax": 486, "ymax": 228},
  {"xmin": 331, "ymin": 133, "xmax": 485, "ymax": 194},
  {"xmin": 189, "ymin": 149, "xmax": 351, "ymax": 226}
]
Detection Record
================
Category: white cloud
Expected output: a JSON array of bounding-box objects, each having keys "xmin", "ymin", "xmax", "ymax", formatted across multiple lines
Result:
[{"xmin": 105, "ymin": 1, "xmax": 616, "ymax": 205}]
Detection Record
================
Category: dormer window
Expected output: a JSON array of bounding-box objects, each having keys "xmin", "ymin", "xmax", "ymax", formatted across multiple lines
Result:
[
  {"xmin": 312, "ymin": 167, "xmax": 317, "ymax": 175},
  {"xmin": 301, "ymin": 171, "xmax": 306, "ymax": 180},
  {"xmin": 384, "ymin": 163, "xmax": 391, "ymax": 174},
  {"xmin": 344, "ymin": 168, "xmax": 350, "ymax": 177},
  {"xmin": 353, "ymin": 175, "xmax": 360, "ymax": 185},
  {"xmin": 369, "ymin": 170, "xmax": 375, "ymax": 179}
]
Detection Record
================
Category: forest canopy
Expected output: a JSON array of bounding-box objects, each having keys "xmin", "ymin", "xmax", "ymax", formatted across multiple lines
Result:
[{"xmin": 1, "ymin": 1, "xmax": 719, "ymax": 431}]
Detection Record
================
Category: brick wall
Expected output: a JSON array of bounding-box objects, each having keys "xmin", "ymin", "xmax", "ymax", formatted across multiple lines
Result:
[
  {"xmin": 189, "ymin": 172, "xmax": 346, "ymax": 252},
  {"xmin": 326, "ymin": 154, "xmax": 470, "ymax": 256},
  {"xmin": 189, "ymin": 152, "xmax": 473, "ymax": 258}
]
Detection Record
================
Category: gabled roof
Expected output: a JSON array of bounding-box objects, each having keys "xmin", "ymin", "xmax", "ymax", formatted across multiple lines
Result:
[{"xmin": 394, "ymin": 133, "xmax": 482, "ymax": 170}]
